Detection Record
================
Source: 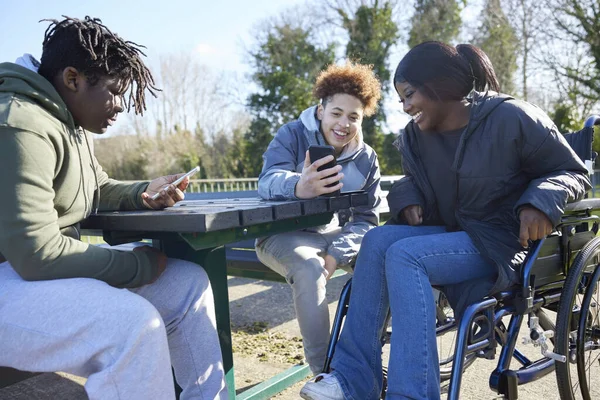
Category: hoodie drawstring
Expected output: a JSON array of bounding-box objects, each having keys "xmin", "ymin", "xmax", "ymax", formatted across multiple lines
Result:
[{"xmin": 82, "ymin": 130, "xmax": 100, "ymax": 215}]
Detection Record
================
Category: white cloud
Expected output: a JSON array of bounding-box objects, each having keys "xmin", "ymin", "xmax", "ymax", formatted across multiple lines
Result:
[{"xmin": 196, "ymin": 43, "xmax": 217, "ymax": 55}]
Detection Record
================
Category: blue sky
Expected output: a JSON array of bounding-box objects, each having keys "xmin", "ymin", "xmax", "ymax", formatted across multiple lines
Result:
[
  {"xmin": 1, "ymin": 0, "xmax": 413, "ymax": 133},
  {"xmin": 1, "ymin": 0, "xmax": 307, "ymax": 73}
]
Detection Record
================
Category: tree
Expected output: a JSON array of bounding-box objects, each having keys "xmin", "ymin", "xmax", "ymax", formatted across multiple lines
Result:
[
  {"xmin": 547, "ymin": 50, "xmax": 598, "ymax": 134},
  {"xmin": 94, "ymin": 135, "xmax": 151, "ymax": 180},
  {"xmin": 247, "ymin": 23, "xmax": 336, "ymax": 125},
  {"xmin": 547, "ymin": 0, "xmax": 600, "ymax": 102},
  {"xmin": 118, "ymin": 53, "xmax": 252, "ymax": 179},
  {"xmin": 408, "ymin": 0, "xmax": 465, "ymax": 47},
  {"xmin": 551, "ymin": 100, "xmax": 585, "ymax": 133},
  {"xmin": 381, "ymin": 133, "xmax": 403, "ymax": 174},
  {"xmin": 334, "ymin": 1, "xmax": 401, "ymax": 173},
  {"xmin": 207, "ymin": 113, "xmax": 251, "ymax": 178},
  {"xmin": 473, "ymin": 0, "xmax": 519, "ymax": 94},
  {"xmin": 503, "ymin": 0, "xmax": 547, "ymax": 100},
  {"xmin": 244, "ymin": 19, "xmax": 336, "ymax": 175},
  {"xmin": 126, "ymin": 54, "xmax": 242, "ymax": 140},
  {"xmin": 227, "ymin": 121, "xmax": 252, "ymax": 178}
]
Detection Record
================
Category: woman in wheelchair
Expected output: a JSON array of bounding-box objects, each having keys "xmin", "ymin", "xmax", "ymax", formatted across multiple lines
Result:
[{"xmin": 300, "ymin": 41, "xmax": 591, "ymax": 400}]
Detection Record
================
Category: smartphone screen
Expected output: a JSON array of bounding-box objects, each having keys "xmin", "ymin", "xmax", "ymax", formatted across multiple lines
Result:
[{"xmin": 308, "ymin": 145, "xmax": 341, "ymax": 197}]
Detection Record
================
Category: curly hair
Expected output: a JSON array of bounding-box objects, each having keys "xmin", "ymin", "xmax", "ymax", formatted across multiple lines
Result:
[
  {"xmin": 313, "ymin": 61, "xmax": 381, "ymax": 117},
  {"xmin": 38, "ymin": 16, "xmax": 159, "ymax": 115}
]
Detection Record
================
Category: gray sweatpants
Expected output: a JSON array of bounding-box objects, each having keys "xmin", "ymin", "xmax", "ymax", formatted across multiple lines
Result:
[
  {"xmin": 255, "ymin": 229, "xmax": 347, "ymax": 375},
  {"xmin": 0, "ymin": 256, "xmax": 227, "ymax": 400}
]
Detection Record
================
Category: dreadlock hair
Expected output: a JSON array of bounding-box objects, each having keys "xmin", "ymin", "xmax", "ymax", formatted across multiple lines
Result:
[{"xmin": 38, "ymin": 16, "xmax": 159, "ymax": 115}]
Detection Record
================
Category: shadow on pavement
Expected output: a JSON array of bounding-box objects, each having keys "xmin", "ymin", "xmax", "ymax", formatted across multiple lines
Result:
[
  {"xmin": 228, "ymin": 273, "xmax": 351, "ymax": 330},
  {"xmin": 0, "ymin": 372, "xmax": 87, "ymax": 400}
]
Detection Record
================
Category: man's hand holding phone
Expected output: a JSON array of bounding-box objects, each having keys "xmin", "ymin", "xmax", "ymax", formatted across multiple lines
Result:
[
  {"xmin": 295, "ymin": 148, "xmax": 343, "ymax": 199},
  {"xmin": 142, "ymin": 166, "xmax": 199, "ymax": 209}
]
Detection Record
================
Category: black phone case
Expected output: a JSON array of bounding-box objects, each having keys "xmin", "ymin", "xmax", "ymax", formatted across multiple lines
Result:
[{"xmin": 308, "ymin": 145, "xmax": 341, "ymax": 197}]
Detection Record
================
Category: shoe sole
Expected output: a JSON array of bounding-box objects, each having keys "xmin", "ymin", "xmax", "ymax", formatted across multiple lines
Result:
[{"xmin": 299, "ymin": 388, "xmax": 340, "ymax": 400}]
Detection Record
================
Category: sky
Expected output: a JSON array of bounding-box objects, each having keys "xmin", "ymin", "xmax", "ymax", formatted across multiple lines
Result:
[
  {"xmin": 0, "ymin": 0, "xmax": 413, "ymax": 134},
  {"xmin": 0, "ymin": 0, "xmax": 308, "ymax": 73}
]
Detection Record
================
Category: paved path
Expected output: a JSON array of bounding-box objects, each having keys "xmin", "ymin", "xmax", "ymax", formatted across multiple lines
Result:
[
  {"xmin": 229, "ymin": 275, "xmax": 597, "ymax": 400},
  {"xmin": 1, "ymin": 274, "xmax": 598, "ymax": 399}
]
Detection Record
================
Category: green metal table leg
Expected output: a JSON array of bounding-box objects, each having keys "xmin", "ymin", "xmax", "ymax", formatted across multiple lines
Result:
[
  {"xmin": 162, "ymin": 240, "xmax": 236, "ymax": 399},
  {"xmin": 202, "ymin": 246, "xmax": 235, "ymax": 399}
]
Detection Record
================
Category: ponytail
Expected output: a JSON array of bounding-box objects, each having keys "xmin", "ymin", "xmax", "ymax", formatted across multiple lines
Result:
[
  {"xmin": 456, "ymin": 44, "xmax": 500, "ymax": 93},
  {"xmin": 394, "ymin": 41, "xmax": 500, "ymax": 102}
]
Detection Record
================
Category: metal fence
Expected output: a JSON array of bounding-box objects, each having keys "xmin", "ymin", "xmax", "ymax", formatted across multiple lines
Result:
[
  {"xmin": 183, "ymin": 176, "xmax": 404, "ymax": 193},
  {"xmin": 186, "ymin": 178, "xmax": 259, "ymax": 193},
  {"xmin": 120, "ymin": 176, "xmax": 404, "ymax": 193},
  {"xmin": 120, "ymin": 172, "xmax": 600, "ymax": 196}
]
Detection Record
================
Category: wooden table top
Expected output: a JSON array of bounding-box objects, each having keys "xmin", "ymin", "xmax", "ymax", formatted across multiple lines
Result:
[{"xmin": 80, "ymin": 192, "xmax": 369, "ymax": 233}]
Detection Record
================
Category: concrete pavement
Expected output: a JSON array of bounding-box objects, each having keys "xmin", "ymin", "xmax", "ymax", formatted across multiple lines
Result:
[{"xmin": 1, "ymin": 273, "xmax": 597, "ymax": 399}]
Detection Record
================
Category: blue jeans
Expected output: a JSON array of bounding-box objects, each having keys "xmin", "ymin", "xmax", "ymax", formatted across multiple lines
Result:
[{"xmin": 330, "ymin": 225, "xmax": 497, "ymax": 400}]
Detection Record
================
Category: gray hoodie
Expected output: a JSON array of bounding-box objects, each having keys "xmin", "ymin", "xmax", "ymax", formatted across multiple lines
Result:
[{"xmin": 258, "ymin": 105, "xmax": 382, "ymax": 268}]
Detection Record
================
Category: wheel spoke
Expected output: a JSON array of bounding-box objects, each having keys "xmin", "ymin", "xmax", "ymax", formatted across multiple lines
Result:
[{"xmin": 555, "ymin": 237, "xmax": 600, "ymax": 400}]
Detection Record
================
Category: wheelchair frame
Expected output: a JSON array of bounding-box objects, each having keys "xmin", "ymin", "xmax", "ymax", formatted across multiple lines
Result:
[
  {"xmin": 322, "ymin": 115, "xmax": 600, "ymax": 400},
  {"xmin": 449, "ymin": 203, "xmax": 600, "ymax": 400},
  {"xmin": 447, "ymin": 115, "xmax": 600, "ymax": 400}
]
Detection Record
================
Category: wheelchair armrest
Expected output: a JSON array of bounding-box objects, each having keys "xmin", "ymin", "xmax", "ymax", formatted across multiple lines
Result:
[{"xmin": 564, "ymin": 198, "xmax": 600, "ymax": 215}]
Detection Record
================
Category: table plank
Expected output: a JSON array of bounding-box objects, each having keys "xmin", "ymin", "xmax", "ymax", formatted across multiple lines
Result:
[{"xmin": 81, "ymin": 193, "xmax": 368, "ymax": 233}]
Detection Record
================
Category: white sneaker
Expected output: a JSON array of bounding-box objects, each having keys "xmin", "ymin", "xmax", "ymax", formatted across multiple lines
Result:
[{"xmin": 300, "ymin": 373, "xmax": 344, "ymax": 400}]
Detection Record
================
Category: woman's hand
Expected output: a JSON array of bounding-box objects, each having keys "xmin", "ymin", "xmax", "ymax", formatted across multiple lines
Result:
[
  {"xmin": 518, "ymin": 206, "xmax": 553, "ymax": 247},
  {"xmin": 295, "ymin": 151, "xmax": 344, "ymax": 199},
  {"xmin": 142, "ymin": 173, "xmax": 190, "ymax": 209},
  {"xmin": 402, "ymin": 205, "xmax": 423, "ymax": 226}
]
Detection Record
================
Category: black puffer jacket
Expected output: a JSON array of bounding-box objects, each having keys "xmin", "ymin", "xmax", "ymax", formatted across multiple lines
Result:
[{"xmin": 387, "ymin": 91, "xmax": 591, "ymax": 311}]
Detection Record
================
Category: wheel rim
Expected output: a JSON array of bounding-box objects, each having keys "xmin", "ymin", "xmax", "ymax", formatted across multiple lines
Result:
[{"xmin": 576, "ymin": 263, "xmax": 600, "ymax": 400}]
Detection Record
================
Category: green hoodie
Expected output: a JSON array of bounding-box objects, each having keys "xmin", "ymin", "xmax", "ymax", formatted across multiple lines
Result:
[{"xmin": 0, "ymin": 62, "xmax": 161, "ymax": 288}]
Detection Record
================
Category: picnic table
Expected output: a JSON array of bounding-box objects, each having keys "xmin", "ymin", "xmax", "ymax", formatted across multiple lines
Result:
[{"xmin": 80, "ymin": 191, "xmax": 369, "ymax": 399}]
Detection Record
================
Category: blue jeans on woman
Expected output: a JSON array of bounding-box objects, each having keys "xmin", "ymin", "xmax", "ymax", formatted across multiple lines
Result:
[{"xmin": 329, "ymin": 225, "xmax": 497, "ymax": 400}]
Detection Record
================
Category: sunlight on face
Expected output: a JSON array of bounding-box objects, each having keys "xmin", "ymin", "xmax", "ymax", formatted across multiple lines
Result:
[
  {"xmin": 395, "ymin": 81, "xmax": 434, "ymax": 131},
  {"xmin": 317, "ymin": 93, "xmax": 364, "ymax": 156}
]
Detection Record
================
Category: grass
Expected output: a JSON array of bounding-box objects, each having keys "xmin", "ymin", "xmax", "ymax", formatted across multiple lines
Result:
[{"xmin": 232, "ymin": 322, "xmax": 305, "ymax": 365}]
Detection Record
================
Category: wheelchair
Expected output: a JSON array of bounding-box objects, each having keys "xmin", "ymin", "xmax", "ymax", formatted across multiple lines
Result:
[{"xmin": 322, "ymin": 115, "xmax": 600, "ymax": 400}]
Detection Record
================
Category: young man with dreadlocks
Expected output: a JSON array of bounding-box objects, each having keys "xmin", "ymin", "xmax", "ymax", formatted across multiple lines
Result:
[{"xmin": 0, "ymin": 16, "xmax": 227, "ymax": 399}]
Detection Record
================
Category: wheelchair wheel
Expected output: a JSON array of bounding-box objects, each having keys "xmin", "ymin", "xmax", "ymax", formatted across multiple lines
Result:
[
  {"xmin": 555, "ymin": 236, "xmax": 600, "ymax": 400},
  {"xmin": 434, "ymin": 290, "xmax": 477, "ymax": 381}
]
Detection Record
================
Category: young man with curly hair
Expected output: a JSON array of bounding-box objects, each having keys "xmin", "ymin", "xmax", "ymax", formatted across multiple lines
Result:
[
  {"xmin": 255, "ymin": 61, "xmax": 383, "ymax": 375},
  {"xmin": 0, "ymin": 16, "xmax": 227, "ymax": 399}
]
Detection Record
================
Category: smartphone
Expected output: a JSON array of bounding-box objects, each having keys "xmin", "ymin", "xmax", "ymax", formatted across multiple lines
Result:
[
  {"xmin": 308, "ymin": 145, "xmax": 341, "ymax": 197},
  {"xmin": 150, "ymin": 166, "xmax": 200, "ymax": 200}
]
